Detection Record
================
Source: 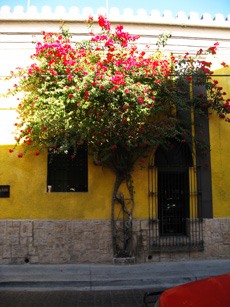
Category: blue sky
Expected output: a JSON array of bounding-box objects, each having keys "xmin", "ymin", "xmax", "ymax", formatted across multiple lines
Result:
[{"xmin": 0, "ymin": 0, "xmax": 229, "ymax": 18}]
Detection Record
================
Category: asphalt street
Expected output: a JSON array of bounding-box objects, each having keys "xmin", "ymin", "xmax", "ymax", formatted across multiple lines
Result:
[
  {"xmin": 0, "ymin": 288, "xmax": 158, "ymax": 307},
  {"xmin": 0, "ymin": 259, "xmax": 229, "ymax": 306}
]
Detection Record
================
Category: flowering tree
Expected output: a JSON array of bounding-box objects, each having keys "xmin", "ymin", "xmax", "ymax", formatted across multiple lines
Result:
[{"xmin": 6, "ymin": 16, "xmax": 229, "ymax": 257}]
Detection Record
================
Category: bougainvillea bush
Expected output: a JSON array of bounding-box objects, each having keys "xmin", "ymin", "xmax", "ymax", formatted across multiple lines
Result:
[{"xmin": 6, "ymin": 16, "xmax": 229, "ymax": 256}]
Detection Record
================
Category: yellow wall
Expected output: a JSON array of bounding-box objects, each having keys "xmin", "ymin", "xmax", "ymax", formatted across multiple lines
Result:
[
  {"xmin": 0, "ymin": 143, "xmax": 149, "ymax": 220},
  {"xmin": 1, "ymin": 68, "xmax": 230, "ymax": 220},
  {"xmin": 0, "ymin": 77, "xmax": 149, "ymax": 220},
  {"xmin": 210, "ymin": 66, "xmax": 230, "ymax": 218}
]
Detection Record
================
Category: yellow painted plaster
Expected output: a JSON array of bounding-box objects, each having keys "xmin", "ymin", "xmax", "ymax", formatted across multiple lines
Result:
[
  {"xmin": 209, "ymin": 66, "xmax": 230, "ymax": 218},
  {"xmin": 1, "ymin": 68, "xmax": 230, "ymax": 220},
  {"xmin": 0, "ymin": 81, "xmax": 149, "ymax": 220},
  {"xmin": 0, "ymin": 143, "xmax": 149, "ymax": 220}
]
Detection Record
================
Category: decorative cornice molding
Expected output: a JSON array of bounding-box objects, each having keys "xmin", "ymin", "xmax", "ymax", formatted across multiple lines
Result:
[{"xmin": 0, "ymin": 5, "xmax": 230, "ymax": 28}]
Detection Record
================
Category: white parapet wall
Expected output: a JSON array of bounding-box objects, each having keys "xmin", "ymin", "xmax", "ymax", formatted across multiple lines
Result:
[
  {"xmin": 0, "ymin": 5, "xmax": 230, "ymax": 25},
  {"xmin": 0, "ymin": 5, "xmax": 230, "ymax": 113},
  {"xmin": 0, "ymin": 5, "xmax": 230, "ymax": 66}
]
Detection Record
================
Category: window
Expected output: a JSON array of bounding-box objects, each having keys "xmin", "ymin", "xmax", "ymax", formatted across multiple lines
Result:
[{"xmin": 47, "ymin": 146, "xmax": 88, "ymax": 192}]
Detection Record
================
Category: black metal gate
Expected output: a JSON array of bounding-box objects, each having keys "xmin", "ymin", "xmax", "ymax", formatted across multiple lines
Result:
[
  {"xmin": 148, "ymin": 148, "xmax": 204, "ymax": 252},
  {"xmin": 158, "ymin": 167, "xmax": 190, "ymax": 236}
]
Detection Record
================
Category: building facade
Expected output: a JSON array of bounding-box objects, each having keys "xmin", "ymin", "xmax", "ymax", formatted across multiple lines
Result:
[{"xmin": 0, "ymin": 5, "xmax": 230, "ymax": 264}]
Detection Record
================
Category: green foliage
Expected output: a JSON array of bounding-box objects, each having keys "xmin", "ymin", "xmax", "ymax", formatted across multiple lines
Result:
[
  {"xmin": 6, "ymin": 16, "xmax": 229, "ymax": 175},
  {"xmin": 156, "ymin": 32, "xmax": 172, "ymax": 50}
]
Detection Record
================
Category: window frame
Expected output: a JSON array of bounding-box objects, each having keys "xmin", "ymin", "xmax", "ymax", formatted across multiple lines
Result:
[{"xmin": 47, "ymin": 145, "xmax": 88, "ymax": 193}]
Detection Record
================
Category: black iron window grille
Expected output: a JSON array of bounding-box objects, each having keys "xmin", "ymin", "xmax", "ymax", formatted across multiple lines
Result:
[
  {"xmin": 47, "ymin": 145, "xmax": 88, "ymax": 192},
  {"xmin": 148, "ymin": 141, "xmax": 204, "ymax": 252}
]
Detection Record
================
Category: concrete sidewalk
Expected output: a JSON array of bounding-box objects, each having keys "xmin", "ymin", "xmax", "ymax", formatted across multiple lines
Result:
[{"xmin": 0, "ymin": 259, "xmax": 229, "ymax": 291}]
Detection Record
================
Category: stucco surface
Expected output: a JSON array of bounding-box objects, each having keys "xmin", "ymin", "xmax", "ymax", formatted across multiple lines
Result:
[
  {"xmin": 0, "ymin": 144, "xmax": 149, "ymax": 220},
  {"xmin": 209, "ymin": 67, "xmax": 230, "ymax": 218}
]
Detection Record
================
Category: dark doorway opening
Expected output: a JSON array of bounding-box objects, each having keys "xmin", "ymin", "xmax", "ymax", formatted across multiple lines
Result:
[
  {"xmin": 155, "ymin": 141, "xmax": 193, "ymax": 237},
  {"xmin": 158, "ymin": 167, "xmax": 189, "ymax": 236}
]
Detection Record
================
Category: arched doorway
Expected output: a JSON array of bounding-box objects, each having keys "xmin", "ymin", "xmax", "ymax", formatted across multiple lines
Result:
[{"xmin": 148, "ymin": 140, "xmax": 204, "ymax": 252}]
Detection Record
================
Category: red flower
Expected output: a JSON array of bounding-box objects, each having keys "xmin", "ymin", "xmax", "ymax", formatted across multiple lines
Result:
[
  {"xmin": 18, "ymin": 153, "xmax": 23, "ymax": 158},
  {"xmin": 221, "ymin": 62, "xmax": 228, "ymax": 68},
  {"xmin": 197, "ymin": 49, "xmax": 203, "ymax": 55},
  {"xmin": 87, "ymin": 16, "xmax": 94, "ymax": 24},
  {"xmin": 9, "ymin": 149, "xmax": 14, "ymax": 153},
  {"xmin": 42, "ymin": 126, "xmax": 46, "ymax": 130},
  {"xmin": 35, "ymin": 152, "xmax": 40, "ymax": 156},
  {"xmin": 69, "ymin": 94, "xmax": 74, "ymax": 98},
  {"xmin": 116, "ymin": 25, "xmax": 123, "ymax": 31},
  {"xmin": 98, "ymin": 15, "xmax": 111, "ymax": 31},
  {"xmin": 208, "ymin": 45, "xmax": 218, "ymax": 55}
]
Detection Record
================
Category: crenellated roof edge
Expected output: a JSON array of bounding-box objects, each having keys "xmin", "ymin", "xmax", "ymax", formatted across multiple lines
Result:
[{"xmin": 0, "ymin": 5, "xmax": 230, "ymax": 28}]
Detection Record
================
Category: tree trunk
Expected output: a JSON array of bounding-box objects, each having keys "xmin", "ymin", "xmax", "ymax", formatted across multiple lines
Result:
[{"xmin": 111, "ymin": 172, "xmax": 135, "ymax": 258}]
